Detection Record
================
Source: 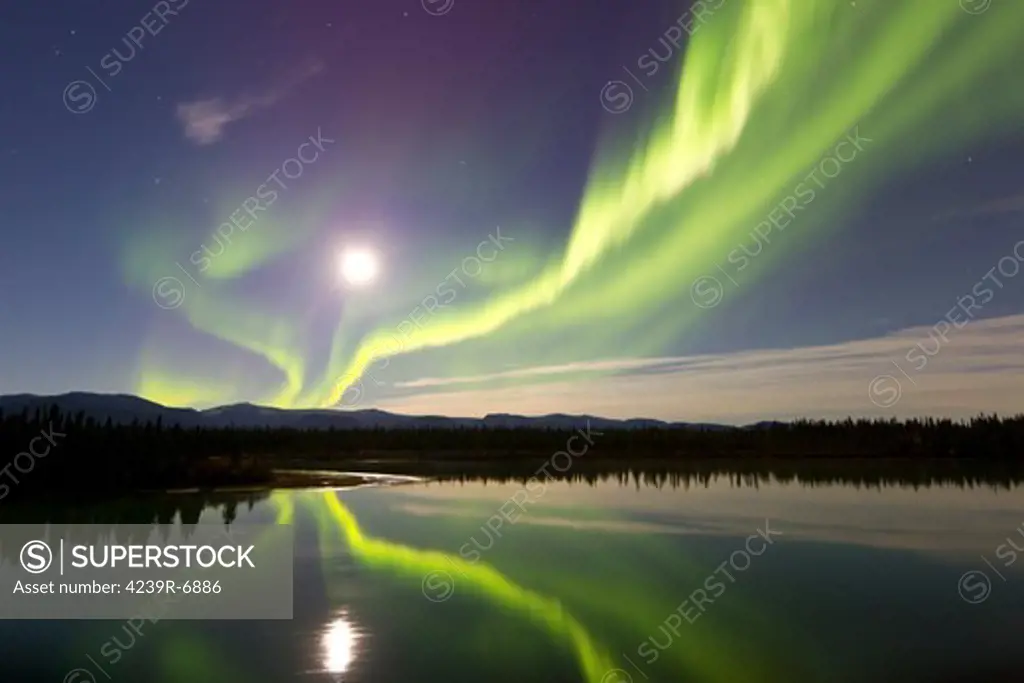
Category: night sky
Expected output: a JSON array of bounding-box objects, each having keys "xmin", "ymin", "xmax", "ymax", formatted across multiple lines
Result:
[{"xmin": 1, "ymin": 0, "xmax": 1023, "ymax": 423}]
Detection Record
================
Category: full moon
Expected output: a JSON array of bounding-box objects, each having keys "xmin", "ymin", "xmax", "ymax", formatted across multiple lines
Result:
[{"xmin": 338, "ymin": 248, "xmax": 380, "ymax": 287}]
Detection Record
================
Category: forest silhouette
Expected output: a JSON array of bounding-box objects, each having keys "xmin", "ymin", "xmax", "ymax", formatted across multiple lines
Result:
[{"xmin": 2, "ymin": 405, "xmax": 1023, "ymax": 502}]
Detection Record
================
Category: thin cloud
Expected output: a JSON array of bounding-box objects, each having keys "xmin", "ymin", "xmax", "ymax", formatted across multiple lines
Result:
[
  {"xmin": 932, "ymin": 191, "xmax": 1024, "ymax": 222},
  {"xmin": 176, "ymin": 59, "xmax": 323, "ymax": 145},
  {"xmin": 393, "ymin": 357, "xmax": 680, "ymax": 389},
  {"xmin": 390, "ymin": 500, "xmax": 1022, "ymax": 558},
  {"xmin": 372, "ymin": 313, "xmax": 1024, "ymax": 423}
]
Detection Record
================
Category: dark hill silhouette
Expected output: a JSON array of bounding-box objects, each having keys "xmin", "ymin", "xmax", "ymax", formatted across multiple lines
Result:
[
  {"xmin": 2, "ymin": 397, "xmax": 1024, "ymax": 502},
  {"xmin": 0, "ymin": 392, "xmax": 712, "ymax": 430}
]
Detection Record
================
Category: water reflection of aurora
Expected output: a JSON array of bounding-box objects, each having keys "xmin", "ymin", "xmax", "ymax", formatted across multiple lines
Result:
[
  {"xmin": 305, "ymin": 490, "xmax": 616, "ymax": 682},
  {"xmin": 151, "ymin": 490, "xmax": 803, "ymax": 683},
  {"xmin": 302, "ymin": 490, "xmax": 800, "ymax": 683}
]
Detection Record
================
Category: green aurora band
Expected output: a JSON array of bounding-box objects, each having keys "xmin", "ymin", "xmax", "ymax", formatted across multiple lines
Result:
[{"xmin": 127, "ymin": 0, "xmax": 1024, "ymax": 408}]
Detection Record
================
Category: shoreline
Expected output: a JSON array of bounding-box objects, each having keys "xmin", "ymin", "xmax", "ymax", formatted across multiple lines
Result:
[{"xmin": 163, "ymin": 469, "xmax": 424, "ymax": 495}]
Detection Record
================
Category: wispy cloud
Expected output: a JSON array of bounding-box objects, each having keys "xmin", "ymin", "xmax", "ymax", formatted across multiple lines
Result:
[
  {"xmin": 390, "ymin": 495, "xmax": 1024, "ymax": 558},
  {"xmin": 393, "ymin": 357, "xmax": 677, "ymax": 389},
  {"xmin": 176, "ymin": 59, "xmax": 323, "ymax": 145},
  {"xmin": 933, "ymin": 191, "xmax": 1024, "ymax": 222},
  {"xmin": 373, "ymin": 314, "xmax": 1024, "ymax": 423}
]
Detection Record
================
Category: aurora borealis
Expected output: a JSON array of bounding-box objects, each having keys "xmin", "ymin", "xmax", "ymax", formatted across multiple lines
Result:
[{"xmin": 4, "ymin": 0, "xmax": 1024, "ymax": 420}]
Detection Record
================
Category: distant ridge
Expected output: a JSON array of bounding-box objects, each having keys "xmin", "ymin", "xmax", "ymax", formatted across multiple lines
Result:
[{"xmin": 0, "ymin": 392, "xmax": 732, "ymax": 431}]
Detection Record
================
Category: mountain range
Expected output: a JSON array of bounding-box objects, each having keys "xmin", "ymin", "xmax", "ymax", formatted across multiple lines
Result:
[{"xmin": 0, "ymin": 392, "xmax": 738, "ymax": 430}]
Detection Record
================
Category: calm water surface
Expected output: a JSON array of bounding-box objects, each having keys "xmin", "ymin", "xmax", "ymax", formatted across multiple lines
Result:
[{"xmin": 2, "ymin": 473, "xmax": 1023, "ymax": 683}]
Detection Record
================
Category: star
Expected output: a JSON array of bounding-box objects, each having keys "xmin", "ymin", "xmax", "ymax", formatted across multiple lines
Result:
[
  {"xmin": 154, "ymin": 177, "xmax": 161, "ymax": 185},
  {"xmin": 70, "ymin": 29, "xmax": 76, "ymax": 35},
  {"xmin": 326, "ymin": 22, "xmax": 332, "ymax": 27}
]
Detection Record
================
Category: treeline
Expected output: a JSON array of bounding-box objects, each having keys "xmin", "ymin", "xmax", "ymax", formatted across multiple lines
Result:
[
  {"xmin": 0, "ymin": 489, "xmax": 267, "ymax": 525},
  {"xmin": 0, "ymin": 406, "xmax": 273, "ymax": 502},
  {"xmin": 0, "ymin": 491, "xmax": 269, "ymax": 567},
  {"xmin": 2, "ymin": 406, "xmax": 1024, "ymax": 500},
  {"xmin": 277, "ymin": 414, "xmax": 1024, "ymax": 459},
  {"xmin": 401, "ymin": 459, "xmax": 1024, "ymax": 491}
]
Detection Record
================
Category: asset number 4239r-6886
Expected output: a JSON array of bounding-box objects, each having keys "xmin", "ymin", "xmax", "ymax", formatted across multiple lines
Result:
[{"xmin": 125, "ymin": 579, "xmax": 222, "ymax": 594}]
